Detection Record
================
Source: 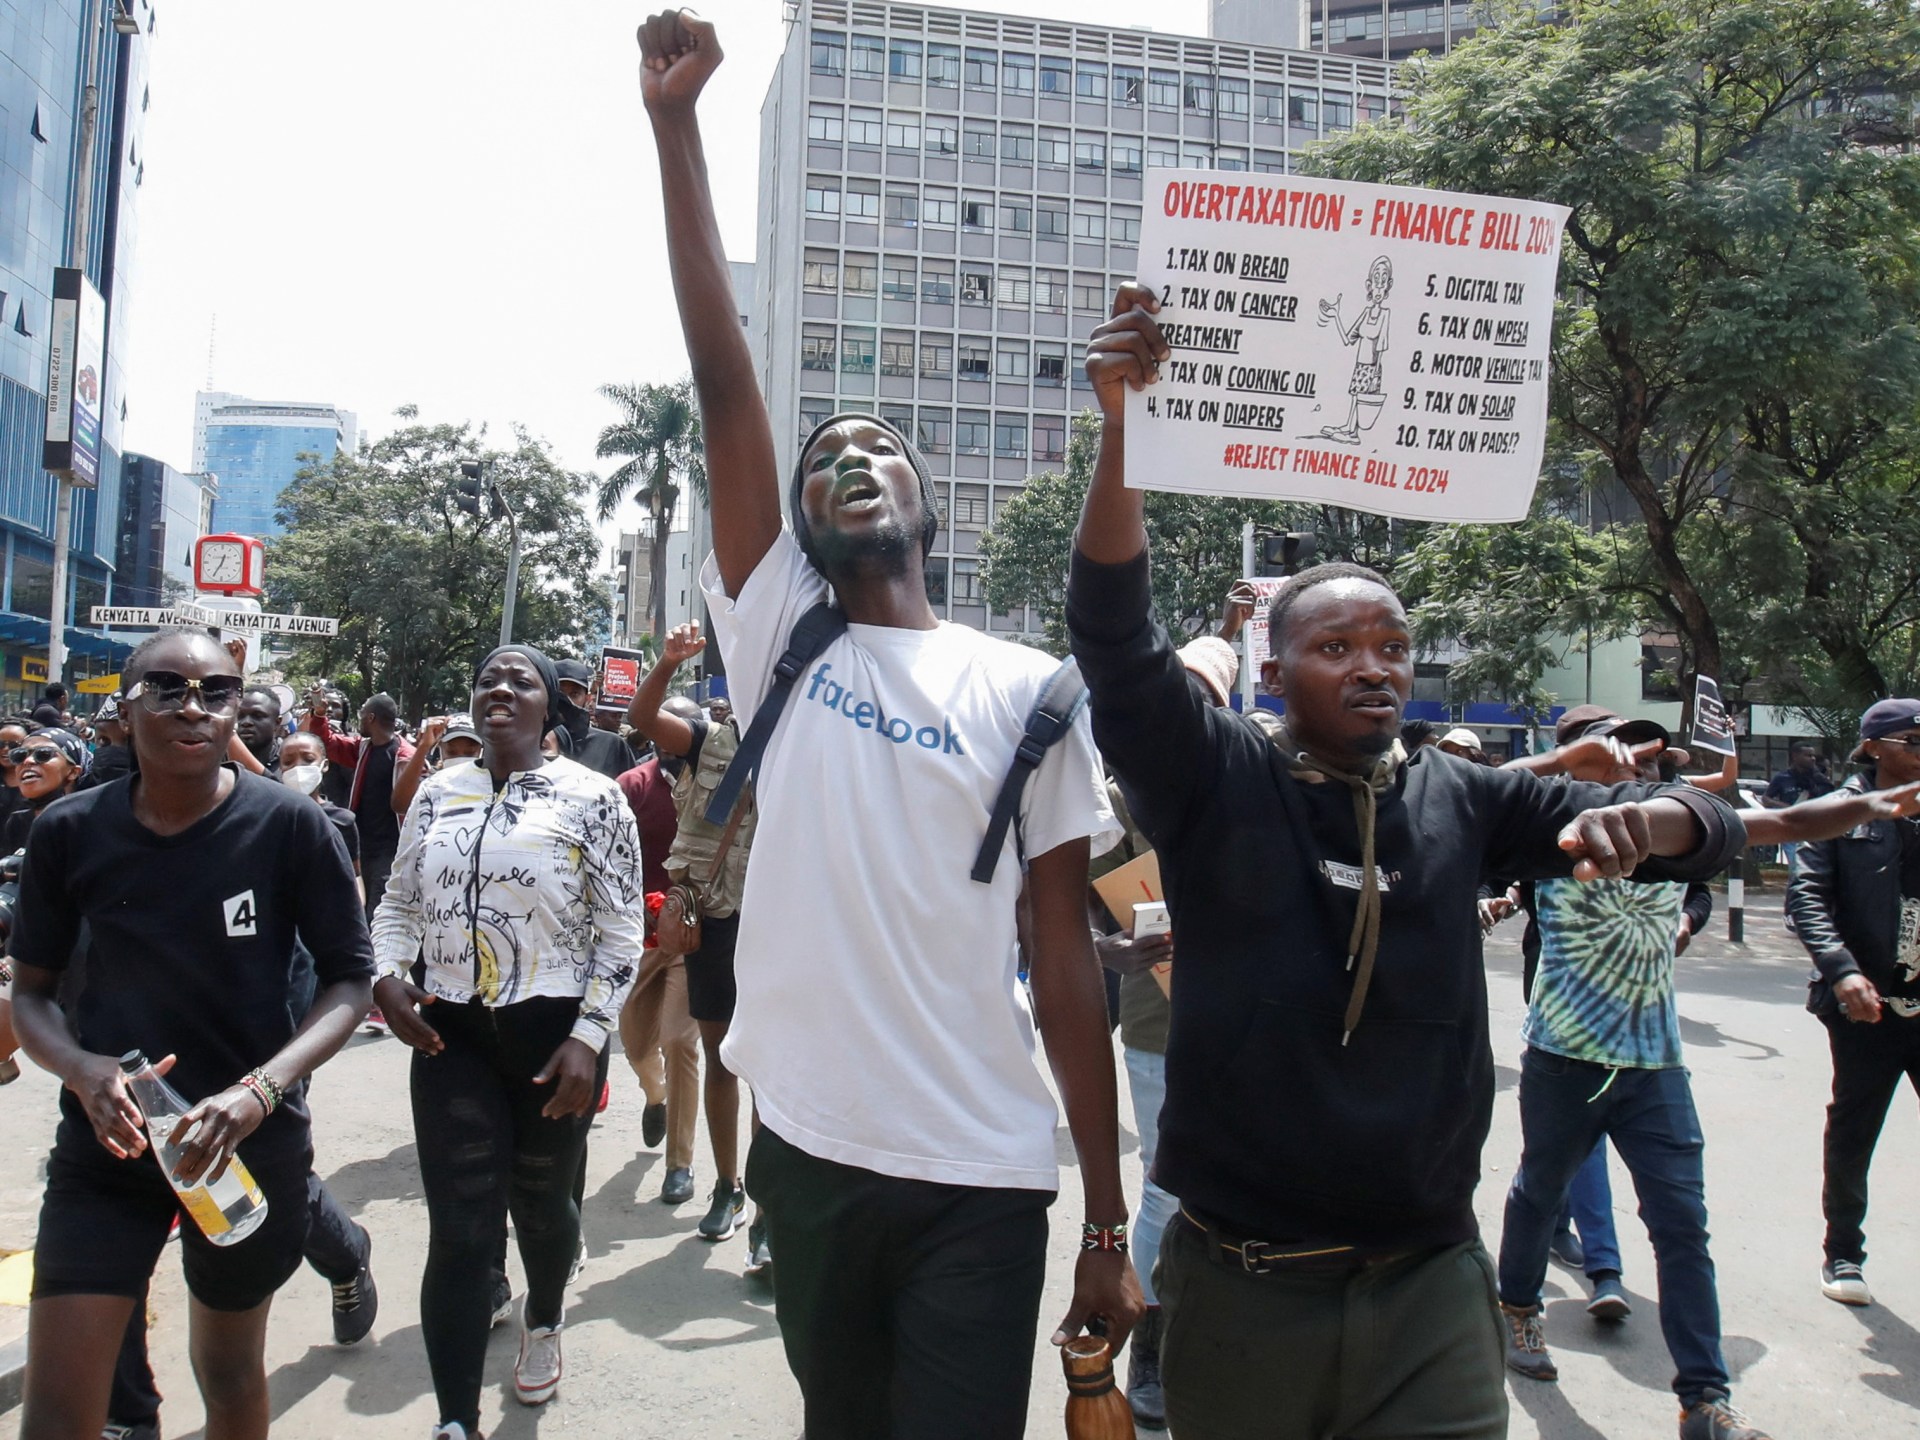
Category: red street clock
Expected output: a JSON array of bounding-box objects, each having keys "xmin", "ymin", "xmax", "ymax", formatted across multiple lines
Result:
[{"xmin": 193, "ymin": 533, "xmax": 265, "ymax": 597}]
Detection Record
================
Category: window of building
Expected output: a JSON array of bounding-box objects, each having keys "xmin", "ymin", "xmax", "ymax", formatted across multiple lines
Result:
[
  {"xmin": 994, "ymin": 415, "xmax": 1028, "ymax": 458},
  {"xmin": 1034, "ymin": 412, "xmax": 1067, "ymax": 461},
  {"xmin": 918, "ymin": 409, "xmax": 952, "ymax": 453},
  {"xmin": 1072, "ymin": 205, "xmax": 1106, "ymax": 241},
  {"xmin": 1255, "ymin": 81, "xmax": 1283, "ymax": 123},
  {"xmin": 953, "ymin": 484, "xmax": 990, "ymax": 526},
  {"xmin": 1290, "ymin": 90, "xmax": 1320, "ymax": 129},
  {"xmin": 841, "ymin": 327, "xmax": 876, "ymax": 374},
  {"xmin": 803, "ymin": 250, "xmax": 840, "ymax": 292},
  {"xmin": 845, "ymin": 179, "xmax": 880, "ymax": 219},
  {"xmin": 847, "ymin": 107, "xmax": 883, "ymax": 146},
  {"xmin": 961, "ymin": 195, "xmax": 994, "ymax": 230},
  {"xmin": 1254, "ymin": 148, "xmax": 1288, "ymax": 174},
  {"xmin": 920, "ymin": 339, "xmax": 953, "ymax": 376},
  {"xmin": 927, "ymin": 42, "xmax": 960, "ymax": 86},
  {"xmin": 924, "ymin": 119, "xmax": 957, "ymax": 155},
  {"xmin": 1112, "ymin": 207, "xmax": 1141, "ymax": 243},
  {"xmin": 1148, "ymin": 68, "xmax": 1180, "ymax": 109},
  {"xmin": 996, "ymin": 341, "xmax": 1030, "ymax": 379},
  {"xmin": 886, "ymin": 112, "xmax": 920, "ymax": 149},
  {"xmin": 1185, "ymin": 73, "xmax": 1213, "ymax": 115},
  {"xmin": 996, "ymin": 267, "xmax": 1032, "ymax": 306},
  {"xmin": 885, "ymin": 185, "xmax": 920, "ymax": 226},
  {"xmin": 811, "ymin": 30, "xmax": 846, "ymax": 75},
  {"xmin": 1003, "ymin": 51, "xmax": 1035, "ymax": 93},
  {"xmin": 1072, "ymin": 275, "xmax": 1108, "ymax": 311},
  {"xmin": 881, "ymin": 404, "xmax": 914, "ymax": 438},
  {"xmin": 805, "ymin": 177, "xmax": 841, "ymax": 215},
  {"xmin": 1075, "ymin": 62, "xmax": 1108, "ymax": 101},
  {"xmin": 1001, "ymin": 124, "xmax": 1036, "ymax": 163},
  {"xmin": 1000, "ymin": 197, "xmax": 1033, "ymax": 233},
  {"xmin": 956, "ymin": 417, "xmax": 991, "ymax": 459},
  {"xmin": 958, "ymin": 339, "xmax": 991, "ymax": 379},
  {"xmin": 963, "ymin": 120, "xmax": 996, "ymax": 158},
  {"xmin": 1037, "ymin": 128, "xmax": 1070, "ymax": 169},
  {"xmin": 807, "ymin": 103, "xmax": 844, "ymax": 143},
  {"xmin": 960, "ymin": 267, "xmax": 993, "ymax": 305},
  {"xmin": 1112, "ymin": 139, "xmax": 1142, "ymax": 176},
  {"xmin": 965, "ymin": 48, "xmax": 997, "ymax": 89},
  {"xmin": 1215, "ymin": 150, "xmax": 1247, "ymax": 173},
  {"xmin": 1075, "ymin": 135, "xmax": 1107, "ymax": 173},
  {"xmin": 1040, "ymin": 55, "xmax": 1072, "ymax": 94},
  {"xmin": 926, "ymin": 556, "xmax": 949, "ymax": 607},
  {"xmin": 954, "ymin": 558, "xmax": 982, "ymax": 601},
  {"xmin": 801, "ymin": 325, "xmax": 837, "ymax": 371},
  {"xmin": 880, "ymin": 335, "xmax": 915, "ymax": 376},
  {"xmin": 843, "ymin": 254, "xmax": 878, "ymax": 294},
  {"xmin": 1147, "ymin": 140, "xmax": 1179, "ymax": 170},
  {"xmin": 1218, "ymin": 76, "xmax": 1250, "ymax": 118},
  {"xmin": 1036, "ymin": 201, "xmax": 1069, "ymax": 239},
  {"xmin": 801, "ymin": 397, "xmax": 834, "ymax": 441},
  {"xmin": 888, "ymin": 38, "xmax": 923, "ymax": 81},
  {"xmin": 922, "ymin": 258, "xmax": 955, "ymax": 302},
  {"xmin": 1183, "ymin": 143, "xmax": 1214, "ymax": 169},
  {"xmin": 1325, "ymin": 93, "xmax": 1354, "ymax": 132},
  {"xmin": 850, "ymin": 33, "xmax": 885, "ymax": 77},
  {"xmin": 1034, "ymin": 272, "xmax": 1068, "ymax": 312},
  {"xmin": 1113, "ymin": 64, "xmax": 1144, "ymax": 107},
  {"xmin": 883, "ymin": 258, "xmax": 917, "ymax": 299}
]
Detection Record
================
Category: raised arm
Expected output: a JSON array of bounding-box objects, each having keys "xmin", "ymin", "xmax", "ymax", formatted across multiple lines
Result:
[
  {"xmin": 625, "ymin": 622, "xmax": 702, "ymax": 756},
  {"xmin": 1743, "ymin": 779, "xmax": 1920, "ymax": 846},
  {"xmin": 392, "ymin": 716, "xmax": 446, "ymax": 815},
  {"xmin": 1074, "ymin": 281, "xmax": 1168, "ymax": 566},
  {"xmin": 639, "ymin": 10, "xmax": 782, "ymax": 595}
]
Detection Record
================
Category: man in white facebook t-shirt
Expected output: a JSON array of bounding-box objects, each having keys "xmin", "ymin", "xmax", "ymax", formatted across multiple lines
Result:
[{"xmin": 639, "ymin": 11, "xmax": 1141, "ymax": 1437}]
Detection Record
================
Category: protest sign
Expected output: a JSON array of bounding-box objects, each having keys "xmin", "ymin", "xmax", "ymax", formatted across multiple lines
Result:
[
  {"xmin": 597, "ymin": 645, "xmax": 645, "ymax": 721},
  {"xmin": 1091, "ymin": 850, "xmax": 1170, "ymax": 999},
  {"xmin": 1126, "ymin": 172, "xmax": 1569, "ymax": 523},
  {"xmin": 1690, "ymin": 675, "xmax": 1738, "ymax": 758},
  {"xmin": 1236, "ymin": 576, "xmax": 1291, "ymax": 681}
]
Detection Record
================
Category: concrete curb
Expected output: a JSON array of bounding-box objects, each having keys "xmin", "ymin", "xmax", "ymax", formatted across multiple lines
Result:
[{"xmin": 0, "ymin": 1333, "xmax": 24, "ymax": 1414}]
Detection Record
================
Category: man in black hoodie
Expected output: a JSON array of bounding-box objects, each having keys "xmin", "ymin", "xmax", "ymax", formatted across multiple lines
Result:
[
  {"xmin": 1066, "ymin": 283, "xmax": 1745, "ymax": 1440},
  {"xmin": 1789, "ymin": 698, "xmax": 1920, "ymax": 1310}
]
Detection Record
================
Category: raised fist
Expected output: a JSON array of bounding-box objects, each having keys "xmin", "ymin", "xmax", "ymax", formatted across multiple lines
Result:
[
  {"xmin": 662, "ymin": 621, "xmax": 704, "ymax": 667},
  {"xmin": 638, "ymin": 9, "xmax": 723, "ymax": 113}
]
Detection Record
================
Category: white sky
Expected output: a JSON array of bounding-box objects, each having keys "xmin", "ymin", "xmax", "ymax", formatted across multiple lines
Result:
[{"xmin": 122, "ymin": 0, "xmax": 1210, "ymax": 541}]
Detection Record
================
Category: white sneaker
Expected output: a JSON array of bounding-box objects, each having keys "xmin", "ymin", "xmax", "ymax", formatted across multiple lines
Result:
[
  {"xmin": 513, "ymin": 1305, "xmax": 564, "ymax": 1406},
  {"xmin": 430, "ymin": 1424, "xmax": 475, "ymax": 1440},
  {"xmin": 1822, "ymin": 1259, "xmax": 1872, "ymax": 1306}
]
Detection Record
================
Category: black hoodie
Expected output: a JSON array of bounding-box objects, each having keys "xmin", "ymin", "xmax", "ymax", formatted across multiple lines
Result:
[{"xmin": 1067, "ymin": 549, "xmax": 1744, "ymax": 1250}]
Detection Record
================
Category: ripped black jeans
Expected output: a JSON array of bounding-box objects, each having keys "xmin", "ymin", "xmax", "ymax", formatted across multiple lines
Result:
[{"xmin": 412, "ymin": 995, "xmax": 607, "ymax": 1432}]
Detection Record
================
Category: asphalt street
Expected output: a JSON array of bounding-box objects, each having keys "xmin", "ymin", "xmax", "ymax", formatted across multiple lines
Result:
[{"xmin": 0, "ymin": 882, "xmax": 1915, "ymax": 1437}]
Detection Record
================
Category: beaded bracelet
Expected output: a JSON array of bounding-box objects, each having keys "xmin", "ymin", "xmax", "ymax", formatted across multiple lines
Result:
[
  {"xmin": 1081, "ymin": 1222, "xmax": 1130, "ymax": 1253},
  {"xmin": 240, "ymin": 1067, "xmax": 283, "ymax": 1116}
]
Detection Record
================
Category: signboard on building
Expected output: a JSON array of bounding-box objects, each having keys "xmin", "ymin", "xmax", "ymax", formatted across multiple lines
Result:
[
  {"xmin": 90, "ymin": 604, "xmax": 340, "ymax": 637},
  {"xmin": 1127, "ymin": 173, "xmax": 1568, "ymax": 523},
  {"xmin": 43, "ymin": 267, "xmax": 108, "ymax": 488}
]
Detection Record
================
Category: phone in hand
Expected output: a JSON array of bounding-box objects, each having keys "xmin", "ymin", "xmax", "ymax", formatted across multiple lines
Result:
[{"xmin": 1132, "ymin": 901, "xmax": 1170, "ymax": 941}]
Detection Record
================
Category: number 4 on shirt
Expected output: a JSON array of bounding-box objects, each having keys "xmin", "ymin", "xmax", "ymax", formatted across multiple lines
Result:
[{"xmin": 223, "ymin": 890, "xmax": 258, "ymax": 937}]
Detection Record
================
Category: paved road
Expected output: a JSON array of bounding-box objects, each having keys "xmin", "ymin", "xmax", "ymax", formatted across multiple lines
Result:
[{"xmin": 1, "ymin": 885, "xmax": 1916, "ymax": 1437}]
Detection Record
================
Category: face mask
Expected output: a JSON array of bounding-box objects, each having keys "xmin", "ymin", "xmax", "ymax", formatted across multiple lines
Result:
[
  {"xmin": 559, "ymin": 695, "xmax": 592, "ymax": 744},
  {"xmin": 281, "ymin": 763, "xmax": 325, "ymax": 796}
]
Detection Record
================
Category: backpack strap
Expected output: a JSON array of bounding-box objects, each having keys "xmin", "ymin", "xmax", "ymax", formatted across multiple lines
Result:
[
  {"xmin": 703, "ymin": 601, "xmax": 848, "ymax": 826},
  {"xmin": 971, "ymin": 657, "xmax": 1090, "ymax": 885}
]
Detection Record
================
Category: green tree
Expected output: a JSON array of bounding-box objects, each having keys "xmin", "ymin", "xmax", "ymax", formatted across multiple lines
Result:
[
  {"xmin": 594, "ymin": 377, "xmax": 706, "ymax": 644},
  {"xmin": 981, "ymin": 413, "xmax": 1416, "ymax": 652},
  {"xmin": 268, "ymin": 415, "xmax": 607, "ymax": 719},
  {"xmin": 1316, "ymin": 0, "xmax": 1920, "ymax": 721}
]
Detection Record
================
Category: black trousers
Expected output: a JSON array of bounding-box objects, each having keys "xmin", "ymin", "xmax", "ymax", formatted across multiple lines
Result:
[
  {"xmin": 746, "ymin": 1126, "xmax": 1053, "ymax": 1440},
  {"xmin": 1823, "ymin": 1010, "xmax": 1920, "ymax": 1265},
  {"xmin": 413, "ymin": 997, "xmax": 606, "ymax": 1433}
]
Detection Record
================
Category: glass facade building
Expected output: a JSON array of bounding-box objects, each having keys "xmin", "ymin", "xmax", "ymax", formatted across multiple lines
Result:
[
  {"xmin": 116, "ymin": 452, "xmax": 214, "ymax": 606},
  {"xmin": 0, "ymin": 0, "xmax": 155, "ymax": 692},
  {"xmin": 196, "ymin": 393, "xmax": 356, "ymax": 538},
  {"xmin": 752, "ymin": 1, "xmax": 1392, "ymax": 634}
]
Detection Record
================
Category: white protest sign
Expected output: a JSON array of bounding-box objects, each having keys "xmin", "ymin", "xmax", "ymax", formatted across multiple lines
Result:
[
  {"xmin": 91, "ymin": 605, "xmax": 340, "ymax": 637},
  {"xmin": 1238, "ymin": 576, "xmax": 1290, "ymax": 679},
  {"xmin": 1126, "ymin": 171, "xmax": 1569, "ymax": 523}
]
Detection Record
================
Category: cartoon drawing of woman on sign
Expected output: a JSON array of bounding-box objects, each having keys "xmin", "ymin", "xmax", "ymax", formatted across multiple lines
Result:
[{"xmin": 1317, "ymin": 255, "xmax": 1393, "ymax": 443}]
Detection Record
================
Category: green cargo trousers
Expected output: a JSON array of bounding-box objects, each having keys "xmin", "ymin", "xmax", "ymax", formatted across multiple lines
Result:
[{"xmin": 1157, "ymin": 1214, "xmax": 1508, "ymax": 1439}]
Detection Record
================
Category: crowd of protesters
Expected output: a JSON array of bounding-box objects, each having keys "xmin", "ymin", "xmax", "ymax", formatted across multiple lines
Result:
[{"xmin": 3, "ymin": 12, "xmax": 1920, "ymax": 1440}]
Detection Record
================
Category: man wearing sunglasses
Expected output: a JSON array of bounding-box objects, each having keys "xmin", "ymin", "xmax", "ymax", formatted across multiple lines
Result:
[
  {"xmin": 6, "ymin": 628, "xmax": 373, "ymax": 1440},
  {"xmin": 1789, "ymin": 699, "xmax": 1920, "ymax": 1309}
]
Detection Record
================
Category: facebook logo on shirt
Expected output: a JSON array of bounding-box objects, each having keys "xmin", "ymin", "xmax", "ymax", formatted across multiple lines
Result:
[{"xmin": 805, "ymin": 663, "xmax": 966, "ymax": 755}]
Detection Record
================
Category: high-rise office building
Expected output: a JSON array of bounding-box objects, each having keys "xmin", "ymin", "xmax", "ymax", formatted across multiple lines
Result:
[
  {"xmin": 1293, "ymin": 0, "xmax": 1495, "ymax": 62},
  {"xmin": 0, "ymin": 0, "xmax": 155, "ymax": 691},
  {"xmin": 194, "ymin": 391, "xmax": 358, "ymax": 537},
  {"xmin": 751, "ymin": 0, "xmax": 1391, "ymax": 632},
  {"xmin": 116, "ymin": 452, "xmax": 215, "ymax": 606}
]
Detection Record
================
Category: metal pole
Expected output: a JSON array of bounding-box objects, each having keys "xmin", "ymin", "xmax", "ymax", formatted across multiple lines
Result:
[
  {"xmin": 48, "ymin": 0, "xmax": 106, "ymax": 687},
  {"xmin": 497, "ymin": 489, "xmax": 521, "ymax": 647}
]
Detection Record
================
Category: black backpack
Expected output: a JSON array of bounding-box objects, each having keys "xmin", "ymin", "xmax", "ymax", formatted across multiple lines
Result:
[{"xmin": 702, "ymin": 601, "xmax": 1088, "ymax": 883}]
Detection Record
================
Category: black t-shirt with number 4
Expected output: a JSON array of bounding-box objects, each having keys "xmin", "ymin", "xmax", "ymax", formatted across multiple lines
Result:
[{"xmin": 10, "ymin": 765, "xmax": 374, "ymax": 1157}]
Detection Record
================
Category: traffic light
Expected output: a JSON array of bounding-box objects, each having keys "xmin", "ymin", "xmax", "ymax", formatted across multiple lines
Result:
[
  {"xmin": 1261, "ymin": 531, "xmax": 1318, "ymax": 575},
  {"xmin": 454, "ymin": 460, "xmax": 486, "ymax": 518}
]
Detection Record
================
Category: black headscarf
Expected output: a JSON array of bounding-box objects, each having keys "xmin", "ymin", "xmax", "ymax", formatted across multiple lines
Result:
[
  {"xmin": 788, "ymin": 411, "xmax": 941, "ymax": 568},
  {"xmin": 472, "ymin": 644, "xmax": 565, "ymax": 737}
]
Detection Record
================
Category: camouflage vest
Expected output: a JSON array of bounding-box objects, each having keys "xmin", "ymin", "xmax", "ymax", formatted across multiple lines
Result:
[{"xmin": 666, "ymin": 720, "xmax": 754, "ymax": 918}]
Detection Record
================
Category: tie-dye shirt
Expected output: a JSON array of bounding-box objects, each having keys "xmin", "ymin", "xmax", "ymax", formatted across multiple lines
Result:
[{"xmin": 1522, "ymin": 876, "xmax": 1687, "ymax": 1069}]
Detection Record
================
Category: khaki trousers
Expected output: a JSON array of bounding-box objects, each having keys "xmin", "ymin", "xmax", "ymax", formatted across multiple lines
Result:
[{"xmin": 617, "ymin": 946, "xmax": 700, "ymax": 1171}]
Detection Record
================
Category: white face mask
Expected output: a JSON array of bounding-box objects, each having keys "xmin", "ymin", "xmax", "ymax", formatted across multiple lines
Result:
[{"xmin": 281, "ymin": 762, "xmax": 325, "ymax": 796}]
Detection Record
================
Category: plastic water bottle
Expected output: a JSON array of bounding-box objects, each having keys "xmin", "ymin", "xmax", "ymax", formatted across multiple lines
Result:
[{"xmin": 120, "ymin": 1050, "xmax": 268, "ymax": 1246}]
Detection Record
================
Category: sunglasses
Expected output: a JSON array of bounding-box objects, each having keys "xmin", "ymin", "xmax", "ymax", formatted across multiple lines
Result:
[
  {"xmin": 9, "ymin": 745, "xmax": 67, "ymax": 766},
  {"xmin": 1874, "ymin": 734, "xmax": 1920, "ymax": 749},
  {"xmin": 124, "ymin": 671, "xmax": 246, "ymax": 715}
]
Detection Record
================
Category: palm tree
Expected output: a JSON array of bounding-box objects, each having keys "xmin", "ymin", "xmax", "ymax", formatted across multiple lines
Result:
[{"xmin": 594, "ymin": 378, "xmax": 707, "ymax": 643}]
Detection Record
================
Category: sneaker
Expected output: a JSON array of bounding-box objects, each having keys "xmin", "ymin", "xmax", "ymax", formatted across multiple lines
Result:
[
  {"xmin": 1549, "ymin": 1226, "xmax": 1585, "ymax": 1269},
  {"xmin": 364, "ymin": 1007, "xmax": 390, "ymax": 1035},
  {"xmin": 661, "ymin": 1166, "xmax": 695, "ymax": 1206},
  {"xmin": 1502, "ymin": 1302, "xmax": 1558, "ymax": 1381},
  {"xmin": 513, "ymin": 1305, "xmax": 564, "ymax": 1406},
  {"xmin": 1821, "ymin": 1258, "xmax": 1872, "ymax": 1306},
  {"xmin": 102, "ymin": 1423, "xmax": 160, "ymax": 1440},
  {"xmin": 567, "ymin": 1234, "xmax": 587, "ymax": 1286},
  {"xmin": 698, "ymin": 1178, "xmax": 745, "ymax": 1241},
  {"xmin": 595, "ymin": 1080, "xmax": 610, "ymax": 1114},
  {"xmin": 330, "ymin": 1234, "xmax": 379, "ymax": 1345},
  {"xmin": 1678, "ymin": 1393, "xmax": 1773, "ymax": 1439},
  {"xmin": 744, "ymin": 1217, "xmax": 773, "ymax": 1276},
  {"xmin": 1587, "ymin": 1273, "xmax": 1631, "ymax": 1321},
  {"xmin": 431, "ymin": 1422, "xmax": 481, "ymax": 1440},
  {"xmin": 641, "ymin": 1101, "xmax": 668, "ymax": 1148},
  {"xmin": 489, "ymin": 1273, "xmax": 514, "ymax": 1329},
  {"xmin": 1127, "ymin": 1306, "xmax": 1167, "ymax": 1431}
]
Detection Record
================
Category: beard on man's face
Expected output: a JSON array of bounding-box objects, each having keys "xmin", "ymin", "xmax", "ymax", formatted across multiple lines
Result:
[{"xmin": 811, "ymin": 515, "xmax": 919, "ymax": 583}]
